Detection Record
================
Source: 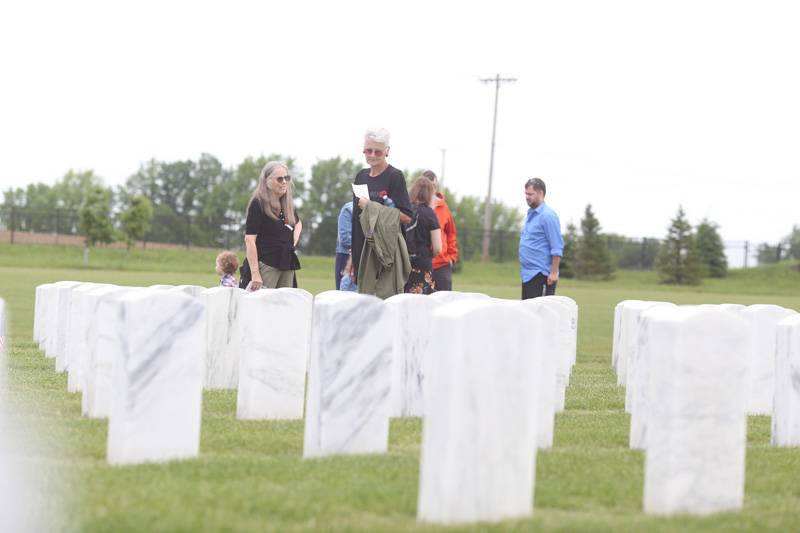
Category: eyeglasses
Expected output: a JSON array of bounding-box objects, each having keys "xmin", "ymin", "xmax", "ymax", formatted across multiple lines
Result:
[
  {"xmin": 363, "ymin": 148, "xmax": 384, "ymax": 156},
  {"xmin": 273, "ymin": 175, "xmax": 291, "ymax": 183}
]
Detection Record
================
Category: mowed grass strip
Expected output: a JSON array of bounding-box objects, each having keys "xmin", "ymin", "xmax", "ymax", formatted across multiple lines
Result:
[{"xmin": 1, "ymin": 251, "xmax": 799, "ymax": 531}]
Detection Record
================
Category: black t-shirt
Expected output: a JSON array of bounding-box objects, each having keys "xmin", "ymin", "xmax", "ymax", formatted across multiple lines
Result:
[
  {"xmin": 245, "ymin": 200, "xmax": 301, "ymax": 271},
  {"xmin": 407, "ymin": 203, "xmax": 440, "ymax": 271},
  {"xmin": 351, "ymin": 165, "xmax": 413, "ymax": 273}
]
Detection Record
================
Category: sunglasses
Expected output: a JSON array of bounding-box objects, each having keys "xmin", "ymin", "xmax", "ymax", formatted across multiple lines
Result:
[
  {"xmin": 273, "ymin": 175, "xmax": 291, "ymax": 183},
  {"xmin": 363, "ymin": 148, "xmax": 384, "ymax": 156}
]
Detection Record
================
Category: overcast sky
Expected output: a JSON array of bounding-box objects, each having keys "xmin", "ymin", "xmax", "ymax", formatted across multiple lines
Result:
[{"xmin": 1, "ymin": 0, "xmax": 798, "ymax": 246}]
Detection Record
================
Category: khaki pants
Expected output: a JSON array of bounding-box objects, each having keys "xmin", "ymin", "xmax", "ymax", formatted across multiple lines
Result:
[{"xmin": 258, "ymin": 261, "xmax": 295, "ymax": 289}]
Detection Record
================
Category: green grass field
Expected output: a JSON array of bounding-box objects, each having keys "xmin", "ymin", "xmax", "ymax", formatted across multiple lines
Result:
[{"xmin": 1, "ymin": 244, "xmax": 799, "ymax": 532}]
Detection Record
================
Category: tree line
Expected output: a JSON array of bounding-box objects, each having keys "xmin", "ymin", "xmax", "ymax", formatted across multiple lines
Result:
[
  {"xmin": 0, "ymin": 153, "xmax": 522, "ymax": 261},
  {"xmin": 560, "ymin": 204, "xmax": 800, "ymax": 284},
  {"xmin": 559, "ymin": 204, "xmax": 730, "ymax": 284},
  {"xmin": 3, "ymin": 157, "xmax": 797, "ymax": 281}
]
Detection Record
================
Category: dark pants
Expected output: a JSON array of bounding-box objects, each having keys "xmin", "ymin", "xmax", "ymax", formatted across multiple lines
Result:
[
  {"xmin": 335, "ymin": 253, "xmax": 349, "ymax": 290},
  {"xmin": 522, "ymin": 273, "xmax": 556, "ymax": 300},
  {"xmin": 432, "ymin": 264, "xmax": 453, "ymax": 291}
]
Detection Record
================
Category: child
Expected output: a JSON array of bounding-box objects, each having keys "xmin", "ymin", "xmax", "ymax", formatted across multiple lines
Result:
[{"xmin": 216, "ymin": 251, "xmax": 239, "ymax": 288}]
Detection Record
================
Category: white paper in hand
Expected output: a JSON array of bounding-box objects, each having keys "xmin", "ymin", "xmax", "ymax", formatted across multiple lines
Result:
[{"xmin": 352, "ymin": 183, "xmax": 369, "ymax": 199}]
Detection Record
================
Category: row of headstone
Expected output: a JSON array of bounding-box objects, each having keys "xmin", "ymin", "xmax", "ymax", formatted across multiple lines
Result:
[
  {"xmin": 33, "ymin": 283, "xmax": 208, "ymax": 464},
  {"xmin": 36, "ymin": 283, "xmax": 579, "ymax": 428},
  {"xmin": 302, "ymin": 290, "xmax": 579, "ymax": 523},
  {"xmin": 612, "ymin": 299, "xmax": 799, "ymax": 515},
  {"xmin": 33, "ymin": 282, "xmax": 317, "ymax": 465},
  {"xmin": 34, "ymin": 282, "xmax": 578, "ymax": 524},
  {"xmin": 34, "ymin": 282, "xmax": 314, "ymax": 418},
  {"xmin": 615, "ymin": 300, "xmax": 800, "ymax": 444}
]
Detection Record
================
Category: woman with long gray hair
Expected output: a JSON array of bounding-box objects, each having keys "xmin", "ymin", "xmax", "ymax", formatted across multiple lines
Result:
[{"xmin": 244, "ymin": 161, "xmax": 302, "ymax": 289}]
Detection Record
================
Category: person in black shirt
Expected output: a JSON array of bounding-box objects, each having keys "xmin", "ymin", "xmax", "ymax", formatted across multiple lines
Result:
[
  {"xmin": 404, "ymin": 176, "xmax": 442, "ymax": 294},
  {"xmin": 244, "ymin": 161, "xmax": 302, "ymax": 289},
  {"xmin": 350, "ymin": 128, "xmax": 413, "ymax": 282}
]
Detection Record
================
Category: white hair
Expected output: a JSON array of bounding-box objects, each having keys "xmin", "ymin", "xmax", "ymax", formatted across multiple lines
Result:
[{"xmin": 364, "ymin": 127, "xmax": 390, "ymax": 146}]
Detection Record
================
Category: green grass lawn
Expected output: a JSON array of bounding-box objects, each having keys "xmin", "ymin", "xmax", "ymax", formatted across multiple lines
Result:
[{"xmin": 1, "ymin": 245, "xmax": 799, "ymax": 532}]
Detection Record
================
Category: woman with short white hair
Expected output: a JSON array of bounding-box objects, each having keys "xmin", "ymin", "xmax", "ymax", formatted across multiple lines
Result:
[
  {"xmin": 243, "ymin": 161, "xmax": 302, "ymax": 289},
  {"xmin": 350, "ymin": 128, "xmax": 413, "ymax": 281}
]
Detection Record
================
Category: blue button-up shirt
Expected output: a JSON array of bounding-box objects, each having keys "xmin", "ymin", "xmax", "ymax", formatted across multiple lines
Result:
[
  {"xmin": 519, "ymin": 202, "xmax": 564, "ymax": 282},
  {"xmin": 336, "ymin": 202, "xmax": 353, "ymax": 254}
]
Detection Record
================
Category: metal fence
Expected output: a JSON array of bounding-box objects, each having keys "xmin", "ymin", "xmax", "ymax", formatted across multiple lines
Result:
[
  {"xmin": 0, "ymin": 206, "xmax": 245, "ymax": 250},
  {"xmin": 0, "ymin": 205, "xmax": 790, "ymax": 268}
]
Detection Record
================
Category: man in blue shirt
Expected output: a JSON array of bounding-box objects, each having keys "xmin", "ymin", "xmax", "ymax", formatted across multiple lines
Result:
[
  {"xmin": 335, "ymin": 201, "xmax": 353, "ymax": 290},
  {"xmin": 519, "ymin": 178, "xmax": 564, "ymax": 299}
]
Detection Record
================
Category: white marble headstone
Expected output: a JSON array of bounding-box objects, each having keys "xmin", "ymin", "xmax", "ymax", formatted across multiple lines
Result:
[
  {"xmin": 36, "ymin": 283, "xmax": 59, "ymax": 351},
  {"xmin": 417, "ymin": 300, "xmax": 540, "ymax": 524},
  {"xmin": 200, "ymin": 286, "xmax": 247, "ymax": 389},
  {"xmin": 54, "ymin": 281, "xmax": 87, "ymax": 372},
  {"xmin": 643, "ymin": 306, "xmax": 749, "ymax": 515},
  {"xmin": 772, "ymin": 314, "xmax": 800, "ymax": 446},
  {"xmin": 303, "ymin": 291, "xmax": 394, "ymax": 458},
  {"xmin": 34, "ymin": 284, "xmax": 49, "ymax": 350},
  {"xmin": 42, "ymin": 283, "xmax": 63, "ymax": 357},
  {"xmin": 625, "ymin": 302, "xmax": 676, "ymax": 415},
  {"xmin": 33, "ymin": 284, "xmax": 53, "ymax": 344},
  {"xmin": 533, "ymin": 298, "xmax": 573, "ymax": 411},
  {"xmin": 719, "ymin": 303, "xmax": 745, "ymax": 312},
  {"xmin": 617, "ymin": 300, "xmax": 671, "ymax": 391},
  {"xmin": 632, "ymin": 304, "xmax": 743, "ymax": 451},
  {"xmin": 385, "ymin": 293, "xmax": 442, "ymax": 417},
  {"xmin": 237, "ymin": 288, "xmax": 312, "ymax": 420},
  {"xmin": 612, "ymin": 300, "xmax": 643, "ymax": 376},
  {"xmin": 35, "ymin": 284, "xmax": 49, "ymax": 350},
  {"xmin": 82, "ymin": 286, "xmax": 141, "ymax": 418},
  {"xmin": 65, "ymin": 283, "xmax": 106, "ymax": 392},
  {"xmin": 169, "ymin": 285, "xmax": 207, "ymax": 298},
  {"xmin": 428, "ymin": 291, "xmax": 490, "ymax": 304},
  {"xmin": 45, "ymin": 281, "xmax": 80, "ymax": 359},
  {"xmin": 107, "ymin": 290, "xmax": 205, "ymax": 465},
  {"xmin": 629, "ymin": 303, "xmax": 678, "ymax": 450},
  {"xmin": 741, "ymin": 304, "xmax": 797, "ymax": 415},
  {"xmin": 544, "ymin": 295, "xmax": 578, "ymax": 368},
  {"xmin": 520, "ymin": 299, "xmax": 559, "ymax": 449}
]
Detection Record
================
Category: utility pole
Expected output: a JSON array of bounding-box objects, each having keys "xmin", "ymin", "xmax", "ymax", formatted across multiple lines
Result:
[
  {"xmin": 439, "ymin": 148, "xmax": 446, "ymax": 189},
  {"xmin": 479, "ymin": 73, "xmax": 516, "ymax": 262}
]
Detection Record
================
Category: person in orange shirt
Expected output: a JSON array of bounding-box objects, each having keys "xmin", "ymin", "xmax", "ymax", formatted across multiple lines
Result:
[{"xmin": 422, "ymin": 170, "xmax": 459, "ymax": 291}]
